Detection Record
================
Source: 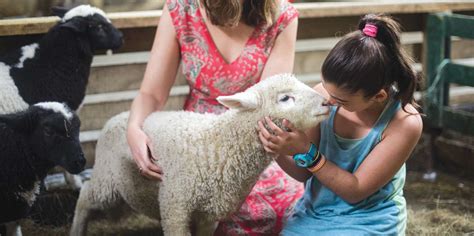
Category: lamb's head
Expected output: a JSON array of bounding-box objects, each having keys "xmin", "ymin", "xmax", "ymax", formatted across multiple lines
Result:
[
  {"xmin": 0, "ymin": 102, "xmax": 85, "ymax": 174},
  {"xmin": 53, "ymin": 5, "xmax": 123, "ymax": 50},
  {"xmin": 217, "ymin": 74, "xmax": 329, "ymax": 130}
]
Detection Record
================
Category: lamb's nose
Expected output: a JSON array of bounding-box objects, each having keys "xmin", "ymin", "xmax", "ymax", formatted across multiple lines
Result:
[{"xmin": 75, "ymin": 154, "xmax": 86, "ymax": 167}]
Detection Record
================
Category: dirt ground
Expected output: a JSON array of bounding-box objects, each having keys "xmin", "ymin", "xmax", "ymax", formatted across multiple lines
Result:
[{"xmin": 19, "ymin": 170, "xmax": 474, "ymax": 236}]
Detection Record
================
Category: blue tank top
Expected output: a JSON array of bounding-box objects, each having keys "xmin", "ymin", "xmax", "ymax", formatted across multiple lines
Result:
[{"xmin": 282, "ymin": 99, "xmax": 407, "ymax": 236}]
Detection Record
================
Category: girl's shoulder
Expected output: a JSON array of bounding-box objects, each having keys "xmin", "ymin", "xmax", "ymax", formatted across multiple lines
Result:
[{"xmin": 383, "ymin": 103, "xmax": 423, "ymax": 140}]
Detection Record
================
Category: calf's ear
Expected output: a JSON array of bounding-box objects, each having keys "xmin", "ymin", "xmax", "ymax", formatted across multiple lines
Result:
[{"xmin": 217, "ymin": 91, "xmax": 259, "ymax": 110}]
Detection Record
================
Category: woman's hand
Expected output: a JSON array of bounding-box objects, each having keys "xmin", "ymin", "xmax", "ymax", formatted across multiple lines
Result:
[
  {"xmin": 257, "ymin": 117, "xmax": 311, "ymax": 157},
  {"xmin": 127, "ymin": 125, "xmax": 163, "ymax": 180}
]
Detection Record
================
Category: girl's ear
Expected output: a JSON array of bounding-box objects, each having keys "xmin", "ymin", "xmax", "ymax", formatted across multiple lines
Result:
[{"xmin": 372, "ymin": 89, "xmax": 388, "ymax": 103}]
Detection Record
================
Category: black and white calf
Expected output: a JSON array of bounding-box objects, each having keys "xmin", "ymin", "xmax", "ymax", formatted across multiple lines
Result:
[
  {"xmin": 0, "ymin": 102, "xmax": 85, "ymax": 224},
  {"xmin": 0, "ymin": 4, "xmax": 123, "ymax": 114}
]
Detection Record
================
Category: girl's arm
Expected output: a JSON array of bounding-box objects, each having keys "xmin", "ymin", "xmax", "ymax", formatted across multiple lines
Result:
[
  {"xmin": 127, "ymin": 3, "xmax": 180, "ymax": 180},
  {"xmin": 259, "ymin": 105, "xmax": 422, "ymax": 204},
  {"xmin": 261, "ymin": 123, "xmax": 317, "ymax": 182}
]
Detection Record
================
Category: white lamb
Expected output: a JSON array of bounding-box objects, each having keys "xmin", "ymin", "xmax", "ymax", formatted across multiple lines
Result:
[{"xmin": 71, "ymin": 74, "xmax": 329, "ymax": 236}]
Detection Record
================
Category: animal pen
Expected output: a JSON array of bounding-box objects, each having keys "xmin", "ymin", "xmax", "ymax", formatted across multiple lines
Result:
[{"xmin": 0, "ymin": 1, "xmax": 473, "ymax": 235}]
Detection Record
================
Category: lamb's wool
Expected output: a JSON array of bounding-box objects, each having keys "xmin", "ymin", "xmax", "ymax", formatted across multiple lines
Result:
[
  {"xmin": 35, "ymin": 102, "xmax": 73, "ymax": 120},
  {"xmin": 71, "ymin": 74, "xmax": 329, "ymax": 236},
  {"xmin": 62, "ymin": 5, "xmax": 109, "ymax": 22},
  {"xmin": 0, "ymin": 63, "xmax": 28, "ymax": 114},
  {"xmin": 15, "ymin": 44, "xmax": 39, "ymax": 69}
]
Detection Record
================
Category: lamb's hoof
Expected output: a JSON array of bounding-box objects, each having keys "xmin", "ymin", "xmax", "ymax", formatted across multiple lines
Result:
[{"xmin": 65, "ymin": 173, "xmax": 83, "ymax": 190}]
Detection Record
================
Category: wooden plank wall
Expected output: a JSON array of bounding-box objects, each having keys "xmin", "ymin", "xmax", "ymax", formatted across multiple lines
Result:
[{"xmin": 1, "ymin": 1, "xmax": 474, "ymax": 167}]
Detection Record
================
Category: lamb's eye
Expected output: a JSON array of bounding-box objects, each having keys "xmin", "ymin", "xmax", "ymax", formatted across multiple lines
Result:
[
  {"xmin": 43, "ymin": 127, "xmax": 55, "ymax": 137},
  {"xmin": 280, "ymin": 95, "xmax": 292, "ymax": 102},
  {"xmin": 90, "ymin": 24, "xmax": 104, "ymax": 31}
]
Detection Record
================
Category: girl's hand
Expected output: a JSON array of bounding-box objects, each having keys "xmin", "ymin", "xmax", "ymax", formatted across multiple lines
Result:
[
  {"xmin": 257, "ymin": 117, "xmax": 311, "ymax": 157},
  {"xmin": 127, "ymin": 126, "xmax": 163, "ymax": 180}
]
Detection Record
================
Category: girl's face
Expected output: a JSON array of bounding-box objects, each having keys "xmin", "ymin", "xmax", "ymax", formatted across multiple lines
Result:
[{"xmin": 322, "ymin": 81, "xmax": 385, "ymax": 112}]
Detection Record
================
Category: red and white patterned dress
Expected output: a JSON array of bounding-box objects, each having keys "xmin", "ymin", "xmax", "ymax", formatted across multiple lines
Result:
[{"xmin": 168, "ymin": 0, "xmax": 302, "ymax": 234}]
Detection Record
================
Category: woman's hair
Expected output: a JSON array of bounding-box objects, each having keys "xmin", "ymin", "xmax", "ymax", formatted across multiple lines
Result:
[
  {"xmin": 321, "ymin": 14, "xmax": 420, "ymax": 112},
  {"xmin": 200, "ymin": 0, "xmax": 278, "ymax": 27}
]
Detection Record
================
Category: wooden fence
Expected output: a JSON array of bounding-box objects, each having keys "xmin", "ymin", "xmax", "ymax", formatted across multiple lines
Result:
[{"xmin": 1, "ymin": 1, "xmax": 474, "ymax": 167}]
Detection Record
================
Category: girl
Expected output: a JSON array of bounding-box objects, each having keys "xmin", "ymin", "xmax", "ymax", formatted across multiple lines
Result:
[{"xmin": 258, "ymin": 14, "xmax": 423, "ymax": 235}]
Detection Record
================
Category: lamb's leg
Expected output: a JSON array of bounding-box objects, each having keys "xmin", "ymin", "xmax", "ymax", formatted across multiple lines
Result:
[
  {"xmin": 71, "ymin": 179, "xmax": 124, "ymax": 236},
  {"xmin": 195, "ymin": 218, "xmax": 218, "ymax": 236},
  {"xmin": 161, "ymin": 215, "xmax": 191, "ymax": 236},
  {"xmin": 160, "ymin": 195, "xmax": 192, "ymax": 236},
  {"xmin": 64, "ymin": 172, "xmax": 83, "ymax": 190},
  {"xmin": 4, "ymin": 221, "xmax": 21, "ymax": 236},
  {"xmin": 70, "ymin": 181, "xmax": 93, "ymax": 236}
]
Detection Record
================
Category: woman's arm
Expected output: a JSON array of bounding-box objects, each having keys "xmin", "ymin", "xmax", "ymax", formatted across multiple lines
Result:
[
  {"xmin": 260, "ymin": 17, "xmax": 298, "ymax": 79},
  {"xmin": 259, "ymin": 105, "xmax": 423, "ymax": 203},
  {"xmin": 127, "ymin": 4, "xmax": 180, "ymax": 180}
]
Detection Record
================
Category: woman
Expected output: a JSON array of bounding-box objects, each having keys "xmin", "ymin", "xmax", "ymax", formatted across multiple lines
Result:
[{"xmin": 126, "ymin": 0, "xmax": 300, "ymax": 234}]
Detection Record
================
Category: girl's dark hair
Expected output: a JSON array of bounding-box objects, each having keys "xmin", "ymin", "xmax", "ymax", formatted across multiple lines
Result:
[
  {"xmin": 321, "ymin": 14, "xmax": 420, "ymax": 112},
  {"xmin": 200, "ymin": 0, "xmax": 278, "ymax": 27}
]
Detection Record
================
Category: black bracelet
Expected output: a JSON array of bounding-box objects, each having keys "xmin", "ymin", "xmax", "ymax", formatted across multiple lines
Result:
[{"xmin": 307, "ymin": 150, "xmax": 322, "ymax": 169}]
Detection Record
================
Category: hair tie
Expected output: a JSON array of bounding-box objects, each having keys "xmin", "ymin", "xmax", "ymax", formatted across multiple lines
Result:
[{"xmin": 363, "ymin": 23, "xmax": 378, "ymax": 38}]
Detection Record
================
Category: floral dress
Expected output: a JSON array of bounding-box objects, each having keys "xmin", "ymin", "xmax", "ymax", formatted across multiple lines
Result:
[{"xmin": 167, "ymin": 0, "xmax": 301, "ymax": 234}]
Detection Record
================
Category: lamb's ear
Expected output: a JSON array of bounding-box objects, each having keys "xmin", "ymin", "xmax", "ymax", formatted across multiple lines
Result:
[
  {"xmin": 51, "ymin": 6, "xmax": 69, "ymax": 18},
  {"xmin": 0, "ymin": 109, "xmax": 37, "ymax": 133},
  {"xmin": 60, "ymin": 20, "xmax": 87, "ymax": 33},
  {"xmin": 217, "ymin": 91, "xmax": 259, "ymax": 110}
]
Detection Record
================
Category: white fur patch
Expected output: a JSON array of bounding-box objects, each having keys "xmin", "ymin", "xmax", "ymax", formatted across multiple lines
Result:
[
  {"xmin": 62, "ymin": 5, "xmax": 110, "ymax": 23},
  {"xmin": 34, "ymin": 102, "xmax": 73, "ymax": 120},
  {"xmin": 15, "ymin": 43, "xmax": 39, "ymax": 68},
  {"xmin": 18, "ymin": 181, "xmax": 41, "ymax": 206},
  {"xmin": 0, "ymin": 62, "xmax": 11, "ymax": 81},
  {"xmin": 0, "ymin": 62, "xmax": 29, "ymax": 114}
]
